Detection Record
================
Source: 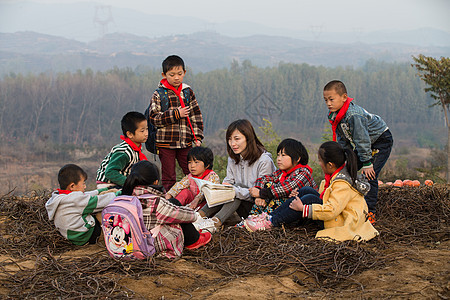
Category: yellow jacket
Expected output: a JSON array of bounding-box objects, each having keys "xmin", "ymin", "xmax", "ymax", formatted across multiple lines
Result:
[{"xmin": 310, "ymin": 170, "xmax": 378, "ymax": 242}]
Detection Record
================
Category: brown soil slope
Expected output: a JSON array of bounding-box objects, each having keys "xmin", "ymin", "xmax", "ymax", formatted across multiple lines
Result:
[{"xmin": 0, "ymin": 185, "xmax": 448, "ymax": 299}]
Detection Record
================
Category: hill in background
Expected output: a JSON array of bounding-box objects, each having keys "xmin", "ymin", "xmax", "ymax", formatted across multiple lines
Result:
[{"xmin": 1, "ymin": 30, "xmax": 449, "ymax": 75}]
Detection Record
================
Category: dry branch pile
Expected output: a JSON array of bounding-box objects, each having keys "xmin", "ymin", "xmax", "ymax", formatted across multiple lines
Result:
[{"xmin": 0, "ymin": 185, "xmax": 448, "ymax": 298}]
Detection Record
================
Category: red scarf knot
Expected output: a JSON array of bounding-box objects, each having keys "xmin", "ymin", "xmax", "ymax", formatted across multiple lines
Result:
[
  {"xmin": 329, "ymin": 97, "xmax": 353, "ymax": 141},
  {"xmin": 192, "ymin": 168, "xmax": 213, "ymax": 180},
  {"xmin": 279, "ymin": 163, "xmax": 312, "ymax": 183},
  {"xmin": 160, "ymin": 79, "xmax": 198, "ymax": 143},
  {"xmin": 57, "ymin": 189, "xmax": 72, "ymax": 194},
  {"xmin": 320, "ymin": 164, "xmax": 345, "ymax": 199},
  {"xmin": 120, "ymin": 135, "xmax": 148, "ymax": 161}
]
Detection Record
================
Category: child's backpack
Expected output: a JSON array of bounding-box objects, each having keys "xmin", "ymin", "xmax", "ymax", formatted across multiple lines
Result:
[
  {"xmin": 144, "ymin": 87, "xmax": 191, "ymax": 154},
  {"xmin": 102, "ymin": 195, "xmax": 156, "ymax": 260}
]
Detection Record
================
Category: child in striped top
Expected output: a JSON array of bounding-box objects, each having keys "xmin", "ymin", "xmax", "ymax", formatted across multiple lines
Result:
[{"xmin": 96, "ymin": 111, "xmax": 148, "ymax": 188}]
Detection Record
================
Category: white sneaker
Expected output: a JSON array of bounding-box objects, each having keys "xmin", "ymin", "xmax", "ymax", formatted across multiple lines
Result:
[
  {"xmin": 198, "ymin": 217, "xmax": 220, "ymax": 234},
  {"xmin": 192, "ymin": 212, "xmax": 204, "ymax": 231}
]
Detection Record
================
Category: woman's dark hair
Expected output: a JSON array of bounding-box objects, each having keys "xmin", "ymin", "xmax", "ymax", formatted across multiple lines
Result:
[
  {"xmin": 318, "ymin": 141, "xmax": 357, "ymax": 184},
  {"xmin": 122, "ymin": 161, "xmax": 160, "ymax": 196},
  {"xmin": 226, "ymin": 119, "xmax": 265, "ymax": 165},
  {"xmin": 277, "ymin": 138, "xmax": 309, "ymax": 165},
  {"xmin": 187, "ymin": 147, "xmax": 214, "ymax": 170}
]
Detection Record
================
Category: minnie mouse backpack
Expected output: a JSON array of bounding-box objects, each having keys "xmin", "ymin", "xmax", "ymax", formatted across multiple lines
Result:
[{"xmin": 102, "ymin": 195, "xmax": 156, "ymax": 260}]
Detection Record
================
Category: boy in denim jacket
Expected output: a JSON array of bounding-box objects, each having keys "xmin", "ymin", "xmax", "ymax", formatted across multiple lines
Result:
[{"xmin": 323, "ymin": 80, "xmax": 393, "ymax": 223}]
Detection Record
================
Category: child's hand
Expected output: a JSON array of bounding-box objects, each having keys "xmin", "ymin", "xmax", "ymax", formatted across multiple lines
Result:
[
  {"xmin": 289, "ymin": 188, "xmax": 299, "ymax": 198},
  {"xmin": 362, "ymin": 166, "xmax": 376, "ymax": 180},
  {"xmin": 99, "ymin": 188, "xmax": 118, "ymax": 195},
  {"xmin": 249, "ymin": 187, "xmax": 260, "ymax": 198},
  {"xmin": 178, "ymin": 106, "xmax": 190, "ymax": 118},
  {"xmin": 289, "ymin": 196, "xmax": 304, "ymax": 212},
  {"xmin": 189, "ymin": 194, "xmax": 202, "ymax": 209},
  {"xmin": 255, "ymin": 198, "xmax": 266, "ymax": 206},
  {"xmin": 165, "ymin": 194, "xmax": 172, "ymax": 200},
  {"xmin": 194, "ymin": 140, "xmax": 202, "ymax": 147}
]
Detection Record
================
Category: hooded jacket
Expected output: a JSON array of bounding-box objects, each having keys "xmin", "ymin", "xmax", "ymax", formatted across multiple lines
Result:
[
  {"xmin": 46, "ymin": 189, "xmax": 117, "ymax": 245},
  {"xmin": 304, "ymin": 167, "xmax": 379, "ymax": 242}
]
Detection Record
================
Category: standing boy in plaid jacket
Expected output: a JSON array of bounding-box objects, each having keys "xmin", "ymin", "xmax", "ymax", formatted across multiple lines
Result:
[{"xmin": 148, "ymin": 55, "xmax": 204, "ymax": 191}]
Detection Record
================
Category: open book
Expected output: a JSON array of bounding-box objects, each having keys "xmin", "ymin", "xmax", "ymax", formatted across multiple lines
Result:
[{"xmin": 192, "ymin": 178, "xmax": 235, "ymax": 208}]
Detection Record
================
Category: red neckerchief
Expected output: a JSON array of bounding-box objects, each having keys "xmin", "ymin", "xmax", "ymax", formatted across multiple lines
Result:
[
  {"xmin": 160, "ymin": 79, "xmax": 198, "ymax": 142},
  {"xmin": 329, "ymin": 97, "xmax": 353, "ymax": 141},
  {"xmin": 279, "ymin": 164, "xmax": 312, "ymax": 183},
  {"xmin": 120, "ymin": 135, "xmax": 147, "ymax": 161},
  {"xmin": 57, "ymin": 189, "xmax": 72, "ymax": 194},
  {"xmin": 320, "ymin": 164, "xmax": 345, "ymax": 199},
  {"xmin": 192, "ymin": 168, "xmax": 213, "ymax": 180}
]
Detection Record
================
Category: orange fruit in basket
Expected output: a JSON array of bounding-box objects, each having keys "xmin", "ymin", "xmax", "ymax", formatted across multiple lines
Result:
[
  {"xmin": 424, "ymin": 179, "xmax": 434, "ymax": 186},
  {"xmin": 412, "ymin": 180, "xmax": 420, "ymax": 187},
  {"xmin": 393, "ymin": 180, "xmax": 403, "ymax": 187},
  {"xmin": 386, "ymin": 182, "xmax": 393, "ymax": 186},
  {"xmin": 378, "ymin": 180, "xmax": 384, "ymax": 186},
  {"xmin": 402, "ymin": 179, "xmax": 413, "ymax": 187}
]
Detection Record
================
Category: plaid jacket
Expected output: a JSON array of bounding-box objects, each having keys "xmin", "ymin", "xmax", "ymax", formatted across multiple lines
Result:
[
  {"xmin": 149, "ymin": 82, "xmax": 204, "ymax": 149},
  {"xmin": 249, "ymin": 166, "xmax": 317, "ymax": 215},
  {"xmin": 133, "ymin": 186, "xmax": 196, "ymax": 259}
]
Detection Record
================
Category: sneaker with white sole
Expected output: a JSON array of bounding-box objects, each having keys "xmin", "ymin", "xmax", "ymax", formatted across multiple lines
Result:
[
  {"xmin": 247, "ymin": 212, "xmax": 269, "ymax": 222},
  {"xmin": 244, "ymin": 214, "xmax": 272, "ymax": 232},
  {"xmin": 192, "ymin": 212, "xmax": 204, "ymax": 231},
  {"xmin": 198, "ymin": 217, "xmax": 220, "ymax": 234},
  {"xmin": 234, "ymin": 218, "xmax": 245, "ymax": 228}
]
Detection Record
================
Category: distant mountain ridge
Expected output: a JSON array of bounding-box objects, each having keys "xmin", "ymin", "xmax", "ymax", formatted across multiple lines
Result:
[
  {"xmin": 0, "ymin": 30, "xmax": 449, "ymax": 75},
  {"xmin": 1, "ymin": 1, "xmax": 450, "ymax": 47}
]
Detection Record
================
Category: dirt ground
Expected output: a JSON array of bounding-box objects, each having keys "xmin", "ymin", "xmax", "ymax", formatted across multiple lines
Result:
[
  {"xmin": 0, "ymin": 150, "xmax": 448, "ymax": 299},
  {"xmin": 0, "ymin": 186, "xmax": 449, "ymax": 299},
  {"xmin": 77, "ymin": 240, "xmax": 450, "ymax": 299},
  {"xmin": 1, "ymin": 233, "xmax": 447, "ymax": 299}
]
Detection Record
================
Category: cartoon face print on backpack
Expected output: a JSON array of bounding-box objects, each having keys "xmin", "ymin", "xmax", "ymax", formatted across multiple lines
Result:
[{"xmin": 107, "ymin": 215, "xmax": 133, "ymax": 255}]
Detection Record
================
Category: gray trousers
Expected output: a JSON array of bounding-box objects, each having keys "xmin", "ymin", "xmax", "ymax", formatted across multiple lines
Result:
[{"xmin": 200, "ymin": 198, "xmax": 253, "ymax": 223}]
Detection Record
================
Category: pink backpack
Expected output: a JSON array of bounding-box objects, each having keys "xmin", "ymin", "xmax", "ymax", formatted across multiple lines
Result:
[{"xmin": 102, "ymin": 195, "xmax": 156, "ymax": 260}]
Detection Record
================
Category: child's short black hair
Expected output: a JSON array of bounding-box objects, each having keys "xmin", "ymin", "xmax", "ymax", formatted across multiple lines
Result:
[
  {"xmin": 58, "ymin": 164, "xmax": 87, "ymax": 190},
  {"xmin": 162, "ymin": 55, "xmax": 185, "ymax": 74},
  {"xmin": 277, "ymin": 138, "xmax": 309, "ymax": 165},
  {"xmin": 121, "ymin": 111, "xmax": 146, "ymax": 136},
  {"xmin": 324, "ymin": 80, "xmax": 347, "ymax": 96},
  {"xmin": 187, "ymin": 147, "xmax": 214, "ymax": 170}
]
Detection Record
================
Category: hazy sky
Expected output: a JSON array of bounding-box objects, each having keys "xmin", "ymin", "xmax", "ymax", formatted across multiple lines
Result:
[
  {"xmin": 99, "ymin": 0, "xmax": 450, "ymax": 32},
  {"xmin": 2, "ymin": 0, "xmax": 450, "ymax": 34}
]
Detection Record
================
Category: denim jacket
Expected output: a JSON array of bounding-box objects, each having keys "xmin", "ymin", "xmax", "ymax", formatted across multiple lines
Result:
[{"xmin": 335, "ymin": 102, "xmax": 388, "ymax": 164}]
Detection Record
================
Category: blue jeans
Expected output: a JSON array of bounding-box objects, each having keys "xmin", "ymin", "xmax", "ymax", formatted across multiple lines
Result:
[
  {"xmin": 356, "ymin": 130, "xmax": 393, "ymax": 213},
  {"xmin": 270, "ymin": 187, "xmax": 322, "ymax": 227}
]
